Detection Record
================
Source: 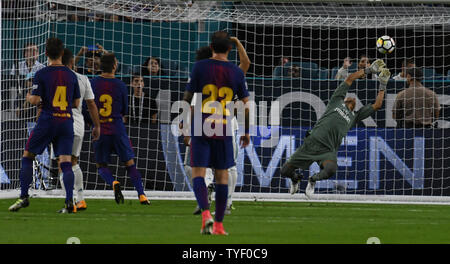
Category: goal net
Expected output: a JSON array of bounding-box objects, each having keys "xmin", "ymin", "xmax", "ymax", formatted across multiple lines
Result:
[{"xmin": 1, "ymin": 0, "xmax": 450, "ymax": 204}]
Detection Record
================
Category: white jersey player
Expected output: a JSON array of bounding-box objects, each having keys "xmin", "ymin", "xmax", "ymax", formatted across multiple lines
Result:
[
  {"xmin": 183, "ymin": 37, "xmax": 250, "ymax": 215},
  {"xmin": 57, "ymin": 48, "xmax": 100, "ymax": 212}
]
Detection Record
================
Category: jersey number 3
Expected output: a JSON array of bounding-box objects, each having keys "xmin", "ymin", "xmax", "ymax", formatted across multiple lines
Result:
[
  {"xmin": 99, "ymin": 94, "xmax": 113, "ymax": 117},
  {"xmin": 53, "ymin": 86, "xmax": 68, "ymax": 111}
]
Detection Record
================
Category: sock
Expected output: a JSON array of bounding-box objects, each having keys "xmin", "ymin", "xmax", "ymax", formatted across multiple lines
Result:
[
  {"xmin": 227, "ymin": 166, "xmax": 238, "ymax": 207},
  {"xmin": 60, "ymin": 162, "xmax": 74, "ymax": 203},
  {"xmin": 205, "ymin": 168, "xmax": 214, "ymax": 187},
  {"xmin": 59, "ymin": 172, "xmax": 65, "ymax": 192},
  {"xmin": 192, "ymin": 177, "xmax": 210, "ymax": 210},
  {"xmin": 59, "ymin": 165, "xmax": 84, "ymax": 202},
  {"xmin": 98, "ymin": 167, "xmax": 114, "ymax": 186},
  {"xmin": 311, "ymin": 162, "xmax": 338, "ymax": 182},
  {"xmin": 126, "ymin": 164, "xmax": 145, "ymax": 196},
  {"xmin": 214, "ymin": 184, "xmax": 228, "ymax": 222},
  {"xmin": 73, "ymin": 164, "xmax": 84, "ymax": 202},
  {"xmin": 19, "ymin": 157, "xmax": 33, "ymax": 198}
]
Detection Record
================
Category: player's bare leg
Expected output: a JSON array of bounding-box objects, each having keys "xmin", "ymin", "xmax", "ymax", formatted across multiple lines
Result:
[
  {"xmin": 280, "ymin": 162, "xmax": 303, "ymax": 195},
  {"xmin": 192, "ymin": 167, "xmax": 213, "ymax": 235},
  {"xmin": 305, "ymin": 160, "xmax": 338, "ymax": 199},
  {"xmin": 212, "ymin": 169, "xmax": 229, "ymax": 235},
  {"xmin": 124, "ymin": 159, "xmax": 149, "ymax": 205},
  {"xmin": 9, "ymin": 151, "xmax": 35, "ymax": 212}
]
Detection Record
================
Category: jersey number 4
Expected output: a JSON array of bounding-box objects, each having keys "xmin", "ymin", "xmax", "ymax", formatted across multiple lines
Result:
[
  {"xmin": 99, "ymin": 94, "xmax": 113, "ymax": 117},
  {"xmin": 52, "ymin": 86, "xmax": 68, "ymax": 111}
]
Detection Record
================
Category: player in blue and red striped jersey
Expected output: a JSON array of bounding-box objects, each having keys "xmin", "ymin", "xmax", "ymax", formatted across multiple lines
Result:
[
  {"xmin": 182, "ymin": 31, "xmax": 251, "ymax": 235},
  {"xmin": 90, "ymin": 53, "xmax": 150, "ymax": 205},
  {"xmin": 9, "ymin": 38, "xmax": 81, "ymax": 213}
]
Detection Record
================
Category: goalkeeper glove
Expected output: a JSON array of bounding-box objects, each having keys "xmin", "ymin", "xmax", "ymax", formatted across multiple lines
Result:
[
  {"xmin": 364, "ymin": 59, "xmax": 386, "ymax": 75},
  {"xmin": 378, "ymin": 68, "xmax": 391, "ymax": 91}
]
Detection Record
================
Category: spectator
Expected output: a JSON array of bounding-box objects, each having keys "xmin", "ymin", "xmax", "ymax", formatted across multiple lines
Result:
[
  {"xmin": 74, "ymin": 44, "xmax": 107, "ymax": 75},
  {"xmin": 279, "ymin": 57, "xmax": 290, "ymax": 67},
  {"xmin": 393, "ymin": 59, "xmax": 416, "ymax": 81},
  {"xmin": 287, "ymin": 64, "xmax": 300, "ymax": 78},
  {"xmin": 107, "ymin": 4, "xmax": 133, "ymax": 22},
  {"xmin": 335, "ymin": 57, "xmax": 352, "ymax": 80},
  {"xmin": 129, "ymin": 74, "xmax": 158, "ymax": 125},
  {"xmin": 10, "ymin": 43, "xmax": 45, "ymax": 110},
  {"xmin": 10, "ymin": 43, "xmax": 45, "ymax": 80},
  {"xmin": 358, "ymin": 55, "xmax": 377, "ymax": 80},
  {"xmin": 392, "ymin": 67, "xmax": 440, "ymax": 128},
  {"xmin": 141, "ymin": 57, "xmax": 165, "ymax": 76}
]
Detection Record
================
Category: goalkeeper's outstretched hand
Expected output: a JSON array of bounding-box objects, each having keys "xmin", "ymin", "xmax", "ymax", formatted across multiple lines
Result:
[
  {"xmin": 378, "ymin": 68, "xmax": 391, "ymax": 91},
  {"xmin": 365, "ymin": 59, "xmax": 386, "ymax": 74}
]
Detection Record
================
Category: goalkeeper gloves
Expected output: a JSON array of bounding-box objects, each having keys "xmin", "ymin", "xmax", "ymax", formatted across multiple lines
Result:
[
  {"xmin": 378, "ymin": 68, "xmax": 391, "ymax": 91},
  {"xmin": 364, "ymin": 59, "xmax": 386, "ymax": 75}
]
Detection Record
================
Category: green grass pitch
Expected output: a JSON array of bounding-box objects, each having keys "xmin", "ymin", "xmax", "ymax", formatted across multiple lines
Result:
[{"xmin": 1, "ymin": 198, "xmax": 450, "ymax": 244}]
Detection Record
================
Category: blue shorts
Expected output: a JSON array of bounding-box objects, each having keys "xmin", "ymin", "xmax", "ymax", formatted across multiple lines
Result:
[
  {"xmin": 93, "ymin": 133, "xmax": 135, "ymax": 164},
  {"xmin": 26, "ymin": 115, "xmax": 74, "ymax": 157},
  {"xmin": 190, "ymin": 136, "xmax": 235, "ymax": 170}
]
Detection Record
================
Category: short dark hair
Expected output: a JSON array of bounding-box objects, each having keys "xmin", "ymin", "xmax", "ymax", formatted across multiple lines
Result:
[
  {"xmin": 131, "ymin": 74, "xmax": 143, "ymax": 81},
  {"xmin": 45, "ymin": 37, "xmax": 64, "ymax": 60},
  {"xmin": 141, "ymin": 57, "xmax": 161, "ymax": 76},
  {"xmin": 196, "ymin": 46, "xmax": 212, "ymax": 61},
  {"xmin": 359, "ymin": 55, "xmax": 369, "ymax": 60},
  {"xmin": 144, "ymin": 57, "xmax": 160, "ymax": 67},
  {"xmin": 61, "ymin": 48, "xmax": 73, "ymax": 66},
  {"xmin": 403, "ymin": 58, "xmax": 415, "ymax": 67},
  {"xmin": 210, "ymin": 31, "xmax": 231, "ymax": 54},
  {"xmin": 406, "ymin": 67, "xmax": 423, "ymax": 81},
  {"xmin": 100, "ymin": 53, "xmax": 117, "ymax": 73}
]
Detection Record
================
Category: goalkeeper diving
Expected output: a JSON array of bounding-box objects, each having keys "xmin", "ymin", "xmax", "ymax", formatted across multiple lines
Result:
[{"xmin": 281, "ymin": 59, "xmax": 390, "ymax": 198}]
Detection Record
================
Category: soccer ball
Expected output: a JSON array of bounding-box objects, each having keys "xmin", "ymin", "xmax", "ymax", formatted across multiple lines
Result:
[{"xmin": 376, "ymin": 35, "xmax": 395, "ymax": 54}]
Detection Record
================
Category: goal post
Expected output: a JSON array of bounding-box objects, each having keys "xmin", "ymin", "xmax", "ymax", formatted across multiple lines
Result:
[{"xmin": 1, "ymin": 0, "xmax": 450, "ymax": 204}]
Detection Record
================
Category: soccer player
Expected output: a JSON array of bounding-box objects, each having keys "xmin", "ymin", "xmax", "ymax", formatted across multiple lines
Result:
[
  {"xmin": 9, "ymin": 38, "xmax": 81, "ymax": 213},
  {"xmin": 281, "ymin": 59, "xmax": 390, "ymax": 199},
  {"xmin": 57, "ymin": 48, "xmax": 101, "ymax": 211},
  {"xmin": 90, "ymin": 53, "xmax": 150, "ymax": 205},
  {"xmin": 183, "ymin": 31, "xmax": 250, "ymax": 235},
  {"xmin": 185, "ymin": 37, "xmax": 251, "ymax": 215}
]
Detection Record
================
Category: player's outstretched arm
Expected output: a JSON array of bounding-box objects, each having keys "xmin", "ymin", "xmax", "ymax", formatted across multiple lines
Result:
[
  {"xmin": 86, "ymin": 99, "xmax": 101, "ymax": 140},
  {"xmin": 344, "ymin": 69, "xmax": 365, "ymax": 87},
  {"xmin": 372, "ymin": 90, "xmax": 385, "ymax": 111},
  {"xmin": 230, "ymin": 37, "xmax": 251, "ymax": 74},
  {"xmin": 372, "ymin": 68, "xmax": 390, "ymax": 111},
  {"xmin": 344, "ymin": 59, "xmax": 386, "ymax": 87},
  {"xmin": 364, "ymin": 59, "xmax": 386, "ymax": 75}
]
